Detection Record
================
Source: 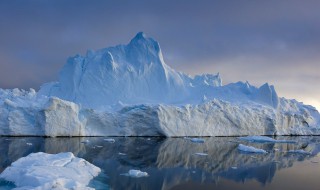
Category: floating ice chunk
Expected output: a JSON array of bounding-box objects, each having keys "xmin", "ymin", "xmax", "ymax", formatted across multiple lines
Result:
[
  {"xmin": 26, "ymin": 143, "xmax": 32, "ymax": 146},
  {"xmin": 104, "ymin": 138, "xmax": 115, "ymax": 143},
  {"xmin": 95, "ymin": 145, "xmax": 103, "ymax": 148},
  {"xmin": 311, "ymin": 160, "xmax": 319, "ymax": 163},
  {"xmin": 125, "ymin": 170, "xmax": 148, "ymax": 178},
  {"xmin": 81, "ymin": 139, "xmax": 90, "ymax": 143},
  {"xmin": 194, "ymin": 153, "xmax": 208, "ymax": 156},
  {"xmin": 287, "ymin": 150, "xmax": 311, "ymax": 155},
  {"xmin": 118, "ymin": 152, "xmax": 126, "ymax": 155},
  {"xmin": 189, "ymin": 138, "xmax": 205, "ymax": 143},
  {"xmin": 239, "ymin": 136, "xmax": 296, "ymax": 143},
  {"xmin": 238, "ymin": 144, "xmax": 267, "ymax": 154},
  {"xmin": 231, "ymin": 166, "xmax": 237, "ymax": 169},
  {"xmin": 0, "ymin": 152, "xmax": 101, "ymax": 190}
]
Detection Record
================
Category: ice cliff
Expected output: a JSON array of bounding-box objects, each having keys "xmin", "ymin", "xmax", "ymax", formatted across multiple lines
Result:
[{"xmin": 0, "ymin": 32, "xmax": 319, "ymax": 136}]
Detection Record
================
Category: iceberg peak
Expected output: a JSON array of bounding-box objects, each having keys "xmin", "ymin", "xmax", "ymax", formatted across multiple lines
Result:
[
  {"xmin": 129, "ymin": 32, "xmax": 160, "ymax": 52},
  {"xmin": 133, "ymin": 31, "xmax": 147, "ymax": 40}
]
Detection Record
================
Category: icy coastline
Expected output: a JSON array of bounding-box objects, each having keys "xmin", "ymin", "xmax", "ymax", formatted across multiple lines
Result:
[{"xmin": 0, "ymin": 32, "xmax": 319, "ymax": 136}]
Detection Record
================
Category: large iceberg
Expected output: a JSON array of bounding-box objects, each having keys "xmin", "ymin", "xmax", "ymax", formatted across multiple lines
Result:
[{"xmin": 0, "ymin": 32, "xmax": 319, "ymax": 136}]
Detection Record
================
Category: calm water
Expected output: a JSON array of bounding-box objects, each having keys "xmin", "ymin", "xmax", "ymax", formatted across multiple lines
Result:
[{"xmin": 0, "ymin": 136, "xmax": 320, "ymax": 190}]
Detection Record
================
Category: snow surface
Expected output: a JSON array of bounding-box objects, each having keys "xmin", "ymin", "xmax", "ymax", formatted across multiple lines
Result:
[
  {"xmin": 0, "ymin": 32, "xmax": 320, "ymax": 136},
  {"xmin": 0, "ymin": 152, "xmax": 101, "ymax": 190},
  {"xmin": 238, "ymin": 144, "xmax": 268, "ymax": 154}
]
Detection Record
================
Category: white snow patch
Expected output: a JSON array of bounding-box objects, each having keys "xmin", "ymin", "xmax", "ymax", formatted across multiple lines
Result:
[{"xmin": 0, "ymin": 152, "xmax": 101, "ymax": 190}]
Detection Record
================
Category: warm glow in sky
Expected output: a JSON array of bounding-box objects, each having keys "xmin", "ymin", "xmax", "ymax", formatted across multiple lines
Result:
[{"xmin": 0, "ymin": 0, "xmax": 319, "ymax": 110}]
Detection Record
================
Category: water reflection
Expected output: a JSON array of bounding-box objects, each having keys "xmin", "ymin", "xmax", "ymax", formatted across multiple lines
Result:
[{"xmin": 0, "ymin": 136, "xmax": 319, "ymax": 190}]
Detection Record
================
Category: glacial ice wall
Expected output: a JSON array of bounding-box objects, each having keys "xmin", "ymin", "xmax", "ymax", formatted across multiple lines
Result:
[{"xmin": 0, "ymin": 88, "xmax": 319, "ymax": 136}]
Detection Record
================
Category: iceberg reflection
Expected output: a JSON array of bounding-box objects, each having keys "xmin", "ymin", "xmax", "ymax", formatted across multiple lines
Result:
[{"xmin": 0, "ymin": 136, "xmax": 319, "ymax": 190}]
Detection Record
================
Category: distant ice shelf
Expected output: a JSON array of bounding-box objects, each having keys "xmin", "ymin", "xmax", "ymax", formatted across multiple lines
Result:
[{"xmin": 0, "ymin": 32, "xmax": 319, "ymax": 136}]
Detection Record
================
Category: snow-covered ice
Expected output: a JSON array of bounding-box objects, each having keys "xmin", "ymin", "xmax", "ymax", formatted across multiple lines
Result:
[
  {"xmin": 0, "ymin": 152, "xmax": 101, "ymax": 190},
  {"xmin": 0, "ymin": 32, "xmax": 319, "ymax": 136},
  {"xmin": 123, "ymin": 170, "xmax": 148, "ymax": 178},
  {"xmin": 239, "ymin": 136, "xmax": 296, "ymax": 143},
  {"xmin": 238, "ymin": 144, "xmax": 268, "ymax": 154}
]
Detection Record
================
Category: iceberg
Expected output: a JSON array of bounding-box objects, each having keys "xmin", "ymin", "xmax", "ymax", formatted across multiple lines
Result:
[
  {"xmin": 0, "ymin": 152, "xmax": 101, "ymax": 190},
  {"xmin": 0, "ymin": 32, "xmax": 319, "ymax": 136}
]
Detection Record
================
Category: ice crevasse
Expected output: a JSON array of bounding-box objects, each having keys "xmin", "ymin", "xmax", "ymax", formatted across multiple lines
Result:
[{"xmin": 0, "ymin": 32, "xmax": 319, "ymax": 136}]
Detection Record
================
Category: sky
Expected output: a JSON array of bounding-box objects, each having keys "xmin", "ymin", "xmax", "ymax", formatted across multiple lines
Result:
[{"xmin": 0, "ymin": 0, "xmax": 319, "ymax": 110}]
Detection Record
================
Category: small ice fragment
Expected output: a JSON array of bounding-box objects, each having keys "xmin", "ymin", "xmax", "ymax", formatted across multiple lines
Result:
[
  {"xmin": 26, "ymin": 143, "xmax": 32, "ymax": 146},
  {"xmin": 96, "ymin": 145, "xmax": 103, "ymax": 148},
  {"xmin": 192, "ymin": 171, "xmax": 196, "ymax": 173},
  {"xmin": 194, "ymin": 153, "xmax": 208, "ymax": 156},
  {"xmin": 147, "ymin": 138, "xmax": 151, "ymax": 140},
  {"xmin": 250, "ymin": 156, "xmax": 258, "ymax": 159},
  {"xmin": 311, "ymin": 160, "xmax": 319, "ymax": 163},
  {"xmin": 190, "ymin": 138, "xmax": 205, "ymax": 143},
  {"xmin": 274, "ymin": 148, "xmax": 280, "ymax": 151},
  {"xmin": 128, "ymin": 170, "xmax": 148, "ymax": 178},
  {"xmin": 238, "ymin": 136, "xmax": 296, "ymax": 143},
  {"xmin": 238, "ymin": 144, "xmax": 267, "ymax": 154},
  {"xmin": 104, "ymin": 138, "xmax": 115, "ymax": 143},
  {"xmin": 118, "ymin": 152, "xmax": 126, "ymax": 155},
  {"xmin": 273, "ymin": 161, "xmax": 281, "ymax": 163},
  {"xmin": 81, "ymin": 140, "xmax": 90, "ymax": 143},
  {"xmin": 287, "ymin": 150, "xmax": 311, "ymax": 155},
  {"xmin": 231, "ymin": 166, "xmax": 237, "ymax": 169}
]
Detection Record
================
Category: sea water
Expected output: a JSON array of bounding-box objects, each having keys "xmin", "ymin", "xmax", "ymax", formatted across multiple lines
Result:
[{"xmin": 0, "ymin": 136, "xmax": 320, "ymax": 190}]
